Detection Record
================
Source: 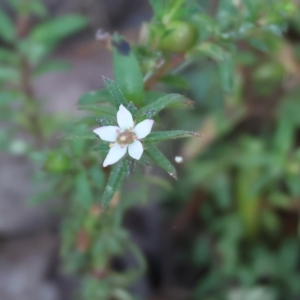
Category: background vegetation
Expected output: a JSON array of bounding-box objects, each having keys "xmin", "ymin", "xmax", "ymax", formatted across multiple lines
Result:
[{"xmin": 0, "ymin": 0, "xmax": 300, "ymax": 299}]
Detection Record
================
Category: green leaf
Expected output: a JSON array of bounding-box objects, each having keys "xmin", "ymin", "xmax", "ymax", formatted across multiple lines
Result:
[
  {"xmin": 103, "ymin": 77, "xmax": 128, "ymax": 108},
  {"xmin": 149, "ymin": 0, "xmax": 165, "ymax": 20},
  {"xmin": 28, "ymin": 0, "xmax": 47, "ymax": 17},
  {"xmin": 196, "ymin": 14, "xmax": 218, "ymax": 37},
  {"xmin": 195, "ymin": 42, "xmax": 227, "ymax": 61},
  {"xmin": 97, "ymin": 118, "xmax": 115, "ymax": 126},
  {"xmin": 0, "ymin": 91, "xmax": 23, "ymax": 106},
  {"xmin": 137, "ymin": 155, "xmax": 150, "ymax": 166},
  {"xmin": 18, "ymin": 39, "xmax": 55, "ymax": 65},
  {"xmin": 78, "ymin": 105, "xmax": 116, "ymax": 116},
  {"xmin": 31, "ymin": 15, "xmax": 88, "ymax": 43},
  {"xmin": 249, "ymin": 37, "xmax": 269, "ymax": 52},
  {"xmin": 74, "ymin": 173, "xmax": 93, "ymax": 208},
  {"xmin": 61, "ymin": 132, "xmax": 97, "ymax": 140},
  {"xmin": 93, "ymin": 143, "xmax": 110, "ymax": 153},
  {"xmin": 5, "ymin": 0, "xmax": 47, "ymax": 17},
  {"xmin": 135, "ymin": 109, "xmax": 156, "ymax": 124},
  {"xmin": 101, "ymin": 161, "xmax": 125, "ymax": 207},
  {"xmin": 78, "ymin": 89, "xmax": 111, "ymax": 105},
  {"xmin": 126, "ymin": 102, "xmax": 138, "ymax": 118},
  {"xmin": 34, "ymin": 60, "xmax": 71, "ymax": 76},
  {"xmin": 144, "ymin": 91, "xmax": 168, "ymax": 103},
  {"xmin": 122, "ymin": 159, "xmax": 131, "ymax": 176},
  {"xmin": 144, "ymin": 144, "xmax": 177, "ymax": 179},
  {"xmin": 75, "ymin": 116, "xmax": 99, "ymax": 126},
  {"xmin": 145, "ymin": 130, "xmax": 201, "ymax": 143},
  {"xmin": 90, "ymin": 165, "xmax": 105, "ymax": 190},
  {"xmin": 219, "ymin": 56, "xmax": 234, "ymax": 93},
  {"xmin": 243, "ymin": 0, "xmax": 260, "ymax": 22},
  {"xmin": 112, "ymin": 34, "xmax": 144, "ymax": 106},
  {"xmin": 139, "ymin": 93, "xmax": 193, "ymax": 117},
  {"xmin": 0, "ymin": 8, "xmax": 16, "ymax": 43},
  {"xmin": 273, "ymin": 112, "xmax": 294, "ymax": 155},
  {"xmin": 0, "ymin": 49, "xmax": 18, "ymax": 64},
  {"xmin": 160, "ymin": 74, "xmax": 189, "ymax": 89},
  {"xmin": 0, "ymin": 66, "xmax": 20, "ymax": 81}
]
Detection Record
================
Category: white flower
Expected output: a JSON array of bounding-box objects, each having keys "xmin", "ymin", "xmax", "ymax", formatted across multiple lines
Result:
[{"xmin": 93, "ymin": 105, "xmax": 154, "ymax": 167}]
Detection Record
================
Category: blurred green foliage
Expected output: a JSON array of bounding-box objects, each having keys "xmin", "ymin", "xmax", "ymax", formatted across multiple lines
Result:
[
  {"xmin": 160, "ymin": 1, "xmax": 300, "ymax": 299},
  {"xmin": 1, "ymin": 0, "xmax": 300, "ymax": 299}
]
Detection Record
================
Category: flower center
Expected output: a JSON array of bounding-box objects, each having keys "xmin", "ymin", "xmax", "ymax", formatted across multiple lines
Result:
[{"xmin": 116, "ymin": 131, "xmax": 136, "ymax": 146}]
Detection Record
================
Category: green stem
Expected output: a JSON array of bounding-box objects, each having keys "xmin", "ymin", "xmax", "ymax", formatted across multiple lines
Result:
[
  {"xmin": 20, "ymin": 56, "xmax": 44, "ymax": 148},
  {"xmin": 144, "ymin": 54, "xmax": 185, "ymax": 90}
]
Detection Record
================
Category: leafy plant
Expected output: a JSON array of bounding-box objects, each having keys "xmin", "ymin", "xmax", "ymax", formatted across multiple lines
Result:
[{"xmin": 1, "ymin": 0, "xmax": 300, "ymax": 299}]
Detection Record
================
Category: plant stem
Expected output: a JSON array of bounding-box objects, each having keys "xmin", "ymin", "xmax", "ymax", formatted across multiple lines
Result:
[
  {"xmin": 20, "ymin": 56, "xmax": 45, "ymax": 148},
  {"xmin": 144, "ymin": 54, "xmax": 185, "ymax": 90},
  {"xmin": 17, "ymin": 14, "xmax": 44, "ymax": 148}
]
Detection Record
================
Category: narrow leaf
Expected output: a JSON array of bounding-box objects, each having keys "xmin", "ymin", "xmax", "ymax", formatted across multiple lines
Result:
[
  {"xmin": 195, "ymin": 42, "xmax": 227, "ymax": 61},
  {"xmin": 144, "ymin": 144, "xmax": 177, "ymax": 179},
  {"xmin": 101, "ymin": 161, "xmax": 125, "ymax": 207},
  {"xmin": 112, "ymin": 34, "xmax": 144, "ymax": 105},
  {"xmin": 149, "ymin": 0, "xmax": 165, "ymax": 19},
  {"xmin": 93, "ymin": 143, "xmax": 110, "ymax": 153},
  {"xmin": 0, "ymin": 91, "xmax": 23, "ymax": 106},
  {"xmin": 31, "ymin": 15, "xmax": 88, "ymax": 43},
  {"xmin": 75, "ymin": 116, "xmax": 99, "ymax": 126},
  {"xmin": 127, "ymin": 101, "xmax": 138, "ymax": 118},
  {"xmin": 78, "ymin": 105, "xmax": 116, "ymax": 116},
  {"xmin": 135, "ymin": 109, "xmax": 156, "ymax": 124},
  {"xmin": 144, "ymin": 91, "xmax": 168, "ymax": 103},
  {"xmin": 139, "ymin": 93, "xmax": 193, "ymax": 117},
  {"xmin": 128, "ymin": 159, "xmax": 136, "ymax": 174},
  {"xmin": 0, "ymin": 48, "xmax": 18, "ymax": 64},
  {"xmin": 103, "ymin": 77, "xmax": 128, "ymax": 107},
  {"xmin": 0, "ymin": 66, "xmax": 20, "ymax": 81},
  {"xmin": 34, "ymin": 60, "xmax": 71, "ymax": 76},
  {"xmin": 137, "ymin": 156, "xmax": 150, "ymax": 166},
  {"xmin": 145, "ymin": 130, "xmax": 202, "ymax": 143},
  {"xmin": 122, "ymin": 159, "xmax": 131, "ymax": 176},
  {"xmin": 74, "ymin": 173, "xmax": 93, "ymax": 208},
  {"xmin": 61, "ymin": 133, "xmax": 96, "ymax": 140},
  {"xmin": 219, "ymin": 56, "xmax": 234, "ymax": 93},
  {"xmin": 160, "ymin": 74, "xmax": 189, "ymax": 89},
  {"xmin": 0, "ymin": 8, "xmax": 16, "ymax": 43},
  {"xmin": 28, "ymin": 0, "xmax": 48, "ymax": 17},
  {"xmin": 97, "ymin": 118, "xmax": 115, "ymax": 126},
  {"xmin": 78, "ymin": 89, "xmax": 111, "ymax": 105}
]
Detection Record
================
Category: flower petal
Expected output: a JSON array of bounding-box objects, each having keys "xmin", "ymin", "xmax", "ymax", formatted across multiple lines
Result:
[
  {"xmin": 128, "ymin": 140, "xmax": 143, "ymax": 160},
  {"xmin": 134, "ymin": 119, "xmax": 154, "ymax": 139},
  {"xmin": 103, "ymin": 143, "xmax": 127, "ymax": 167},
  {"xmin": 117, "ymin": 105, "xmax": 134, "ymax": 130},
  {"xmin": 93, "ymin": 126, "xmax": 119, "ymax": 142}
]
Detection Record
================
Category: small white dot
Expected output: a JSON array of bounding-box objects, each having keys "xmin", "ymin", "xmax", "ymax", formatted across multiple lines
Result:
[{"xmin": 175, "ymin": 156, "xmax": 183, "ymax": 163}]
